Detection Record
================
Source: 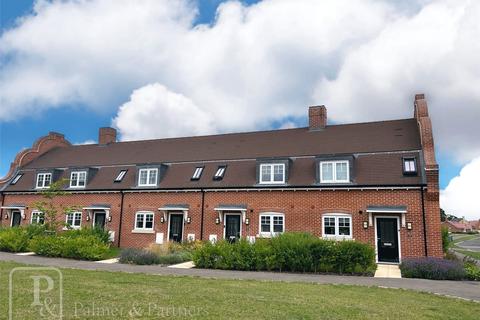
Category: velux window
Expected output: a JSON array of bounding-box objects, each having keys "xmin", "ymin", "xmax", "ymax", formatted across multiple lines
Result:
[
  {"xmin": 138, "ymin": 168, "xmax": 158, "ymax": 187},
  {"xmin": 403, "ymin": 158, "xmax": 417, "ymax": 175},
  {"xmin": 191, "ymin": 167, "xmax": 204, "ymax": 181},
  {"xmin": 114, "ymin": 170, "xmax": 127, "ymax": 183},
  {"xmin": 259, "ymin": 163, "xmax": 285, "ymax": 184},
  {"xmin": 322, "ymin": 214, "xmax": 352, "ymax": 238},
  {"xmin": 135, "ymin": 211, "xmax": 154, "ymax": 230},
  {"xmin": 36, "ymin": 173, "xmax": 52, "ymax": 189},
  {"xmin": 66, "ymin": 211, "xmax": 82, "ymax": 229},
  {"xmin": 260, "ymin": 213, "xmax": 285, "ymax": 237},
  {"xmin": 70, "ymin": 171, "xmax": 87, "ymax": 188},
  {"xmin": 320, "ymin": 161, "xmax": 349, "ymax": 183},
  {"xmin": 213, "ymin": 166, "xmax": 226, "ymax": 181},
  {"xmin": 11, "ymin": 173, "xmax": 23, "ymax": 185}
]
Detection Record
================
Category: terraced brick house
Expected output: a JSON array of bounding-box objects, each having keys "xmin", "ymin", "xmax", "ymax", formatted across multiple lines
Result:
[{"xmin": 0, "ymin": 94, "xmax": 442, "ymax": 263}]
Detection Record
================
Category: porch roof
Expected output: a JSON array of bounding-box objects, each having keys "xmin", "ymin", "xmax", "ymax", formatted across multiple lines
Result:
[{"xmin": 366, "ymin": 205, "xmax": 407, "ymax": 213}]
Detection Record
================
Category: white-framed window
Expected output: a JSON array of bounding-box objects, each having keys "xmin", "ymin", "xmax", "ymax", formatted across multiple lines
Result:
[
  {"xmin": 320, "ymin": 161, "xmax": 349, "ymax": 183},
  {"xmin": 70, "ymin": 171, "xmax": 87, "ymax": 188},
  {"xmin": 135, "ymin": 211, "xmax": 154, "ymax": 230},
  {"xmin": 213, "ymin": 166, "xmax": 226, "ymax": 180},
  {"xmin": 259, "ymin": 213, "xmax": 285, "ymax": 237},
  {"xmin": 114, "ymin": 169, "xmax": 128, "ymax": 182},
  {"xmin": 66, "ymin": 211, "xmax": 82, "ymax": 229},
  {"xmin": 322, "ymin": 214, "xmax": 352, "ymax": 238},
  {"xmin": 138, "ymin": 168, "xmax": 158, "ymax": 187},
  {"xmin": 36, "ymin": 173, "xmax": 52, "ymax": 189},
  {"xmin": 191, "ymin": 167, "xmax": 204, "ymax": 180},
  {"xmin": 259, "ymin": 163, "xmax": 285, "ymax": 184},
  {"xmin": 403, "ymin": 158, "xmax": 417, "ymax": 174},
  {"xmin": 31, "ymin": 211, "xmax": 44, "ymax": 225}
]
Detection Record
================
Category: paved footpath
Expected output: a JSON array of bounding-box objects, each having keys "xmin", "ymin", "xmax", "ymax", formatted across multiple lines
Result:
[{"xmin": 1, "ymin": 252, "xmax": 479, "ymax": 302}]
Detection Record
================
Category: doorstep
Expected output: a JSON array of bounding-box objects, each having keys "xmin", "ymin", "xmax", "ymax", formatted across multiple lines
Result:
[
  {"xmin": 14, "ymin": 252, "xmax": 36, "ymax": 256},
  {"xmin": 168, "ymin": 261, "xmax": 195, "ymax": 269},
  {"xmin": 374, "ymin": 264, "xmax": 402, "ymax": 278},
  {"xmin": 96, "ymin": 258, "xmax": 119, "ymax": 264}
]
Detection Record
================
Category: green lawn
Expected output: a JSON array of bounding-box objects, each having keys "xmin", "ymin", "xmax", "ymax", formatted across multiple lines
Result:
[{"xmin": 1, "ymin": 261, "xmax": 479, "ymax": 319}]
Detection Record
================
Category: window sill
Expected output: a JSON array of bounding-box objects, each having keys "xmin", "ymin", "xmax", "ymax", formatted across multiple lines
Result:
[
  {"xmin": 322, "ymin": 236, "xmax": 354, "ymax": 241},
  {"xmin": 132, "ymin": 229, "xmax": 155, "ymax": 234},
  {"xmin": 257, "ymin": 232, "xmax": 283, "ymax": 238}
]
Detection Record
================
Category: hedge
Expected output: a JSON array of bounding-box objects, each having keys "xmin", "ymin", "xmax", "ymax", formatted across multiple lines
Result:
[
  {"xmin": 0, "ymin": 225, "xmax": 46, "ymax": 252},
  {"xmin": 400, "ymin": 258, "xmax": 466, "ymax": 280},
  {"xmin": 192, "ymin": 232, "xmax": 376, "ymax": 275}
]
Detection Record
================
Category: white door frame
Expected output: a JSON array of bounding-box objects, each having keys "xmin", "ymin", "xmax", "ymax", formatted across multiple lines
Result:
[
  {"xmin": 223, "ymin": 212, "xmax": 242, "ymax": 240},
  {"xmin": 93, "ymin": 210, "xmax": 106, "ymax": 228},
  {"xmin": 374, "ymin": 215, "xmax": 401, "ymax": 264},
  {"xmin": 167, "ymin": 212, "xmax": 184, "ymax": 242}
]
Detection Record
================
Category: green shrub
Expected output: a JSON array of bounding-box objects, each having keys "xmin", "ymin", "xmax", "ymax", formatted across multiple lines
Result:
[
  {"xmin": 157, "ymin": 252, "xmax": 191, "ymax": 265},
  {"xmin": 193, "ymin": 232, "xmax": 376, "ymax": 275},
  {"xmin": 0, "ymin": 225, "xmax": 47, "ymax": 253},
  {"xmin": 119, "ymin": 248, "xmax": 160, "ymax": 265},
  {"xmin": 30, "ymin": 234, "xmax": 110, "ymax": 261},
  {"xmin": 63, "ymin": 227, "xmax": 111, "ymax": 244},
  {"xmin": 464, "ymin": 262, "xmax": 480, "ymax": 281},
  {"xmin": 441, "ymin": 226, "xmax": 451, "ymax": 253}
]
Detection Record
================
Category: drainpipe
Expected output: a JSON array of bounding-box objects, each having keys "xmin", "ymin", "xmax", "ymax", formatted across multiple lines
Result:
[
  {"xmin": 200, "ymin": 189, "xmax": 205, "ymax": 240},
  {"xmin": 420, "ymin": 187, "xmax": 428, "ymax": 257},
  {"xmin": 0, "ymin": 193, "xmax": 4, "ymax": 227},
  {"xmin": 117, "ymin": 191, "xmax": 125, "ymax": 248}
]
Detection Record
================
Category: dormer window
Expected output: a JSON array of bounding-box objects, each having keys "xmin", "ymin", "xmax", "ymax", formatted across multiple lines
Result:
[
  {"xmin": 138, "ymin": 168, "xmax": 158, "ymax": 187},
  {"xmin": 36, "ymin": 173, "xmax": 52, "ymax": 189},
  {"xmin": 213, "ymin": 166, "xmax": 226, "ymax": 181},
  {"xmin": 403, "ymin": 158, "xmax": 417, "ymax": 175},
  {"xmin": 70, "ymin": 171, "xmax": 87, "ymax": 188},
  {"xmin": 114, "ymin": 170, "xmax": 127, "ymax": 183},
  {"xmin": 191, "ymin": 167, "xmax": 204, "ymax": 181},
  {"xmin": 259, "ymin": 163, "xmax": 285, "ymax": 184},
  {"xmin": 11, "ymin": 173, "xmax": 23, "ymax": 185},
  {"xmin": 320, "ymin": 161, "xmax": 349, "ymax": 183}
]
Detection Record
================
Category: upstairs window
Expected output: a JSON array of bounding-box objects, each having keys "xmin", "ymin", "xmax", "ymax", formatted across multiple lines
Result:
[
  {"xmin": 114, "ymin": 170, "xmax": 128, "ymax": 183},
  {"xmin": 322, "ymin": 214, "xmax": 352, "ymax": 238},
  {"xmin": 11, "ymin": 173, "xmax": 23, "ymax": 185},
  {"xmin": 403, "ymin": 158, "xmax": 417, "ymax": 175},
  {"xmin": 320, "ymin": 161, "xmax": 349, "ymax": 183},
  {"xmin": 70, "ymin": 171, "xmax": 87, "ymax": 188},
  {"xmin": 191, "ymin": 167, "xmax": 204, "ymax": 181},
  {"xmin": 138, "ymin": 168, "xmax": 158, "ymax": 187},
  {"xmin": 36, "ymin": 173, "xmax": 52, "ymax": 189},
  {"xmin": 213, "ymin": 166, "xmax": 226, "ymax": 181},
  {"xmin": 66, "ymin": 211, "xmax": 82, "ymax": 229},
  {"xmin": 31, "ymin": 211, "xmax": 44, "ymax": 225},
  {"xmin": 259, "ymin": 163, "xmax": 285, "ymax": 184}
]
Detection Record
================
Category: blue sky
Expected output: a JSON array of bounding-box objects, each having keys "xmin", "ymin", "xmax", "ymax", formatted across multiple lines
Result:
[{"xmin": 1, "ymin": 0, "xmax": 478, "ymax": 218}]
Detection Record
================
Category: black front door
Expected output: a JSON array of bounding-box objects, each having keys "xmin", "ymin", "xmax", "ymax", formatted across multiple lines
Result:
[
  {"xmin": 169, "ymin": 214, "xmax": 183, "ymax": 242},
  {"xmin": 225, "ymin": 214, "xmax": 241, "ymax": 242},
  {"xmin": 376, "ymin": 218, "xmax": 400, "ymax": 263},
  {"xmin": 11, "ymin": 211, "xmax": 22, "ymax": 227},
  {"xmin": 94, "ymin": 211, "xmax": 106, "ymax": 230}
]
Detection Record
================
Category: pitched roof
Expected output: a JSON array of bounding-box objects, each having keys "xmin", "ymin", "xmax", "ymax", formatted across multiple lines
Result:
[{"xmin": 4, "ymin": 118, "xmax": 424, "ymax": 191}]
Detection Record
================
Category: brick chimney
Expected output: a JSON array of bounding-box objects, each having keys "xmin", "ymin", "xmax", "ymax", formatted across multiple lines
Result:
[
  {"xmin": 309, "ymin": 105, "xmax": 327, "ymax": 130},
  {"xmin": 99, "ymin": 127, "xmax": 117, "ymax": 145}
]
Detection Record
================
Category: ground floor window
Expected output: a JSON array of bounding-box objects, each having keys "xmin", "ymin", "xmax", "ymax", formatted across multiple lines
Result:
[
  {"xmin": 31, "ymin": 211, "xmax": 44, "ymax": 225},
  {"xmin": 259, "ymin": 213, "xmax": 284, "ymax": 237},
  {"xmin": 66, "ymin": 211, "xmax": 82, "ymax": 229},
  {"xmin": 135, "ymin": 211, "xmax": 154, "ymax": 230},
  {"xmin": 322, "ymin": 214, "xmax": 352, "ymax": 238}
]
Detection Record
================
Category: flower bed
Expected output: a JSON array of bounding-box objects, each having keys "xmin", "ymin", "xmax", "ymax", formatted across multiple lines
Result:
[
  {"xmin": 193, "ymin": 232, "xmax": 376, "ymax": 275},
  {"xmin": 400, "ymin": 257, "xmax": 480, "ymax": 281},
  {"xmin": 119, "ymin": 242, "xmax": 194, "ymax": 265}
]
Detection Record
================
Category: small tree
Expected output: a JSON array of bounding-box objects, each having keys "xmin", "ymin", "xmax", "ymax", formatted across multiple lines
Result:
[{"xmin": 33, "ymin": 179, "xmax": 79, "ymax": 232}]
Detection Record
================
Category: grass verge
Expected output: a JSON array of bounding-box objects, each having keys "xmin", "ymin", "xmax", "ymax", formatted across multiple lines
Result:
[{"xmin": 1, "ymin": 261, "xmax": 479, "ymax": 319}]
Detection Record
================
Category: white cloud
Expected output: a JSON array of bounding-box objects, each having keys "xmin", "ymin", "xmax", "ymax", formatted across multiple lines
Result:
[
  {"xmin": 0, "ymin": 0, "xmax": 479, "ymax": 161},
  {"xmin": 112, "ymin": 83, "xmax": 215, "ymax": 140},
  {"xmin": 441, "ymin": 157, "xmax": 480, "ymax": 220},
  {"xmin": 74, "ymin": 139, "xmax": 96, "ymax": 145}
]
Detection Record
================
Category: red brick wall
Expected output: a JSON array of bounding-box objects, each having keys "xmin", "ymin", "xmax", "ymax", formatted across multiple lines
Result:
[{"xmin": 1, "ymin": 188, "xmax": 439, "ymax": 259}]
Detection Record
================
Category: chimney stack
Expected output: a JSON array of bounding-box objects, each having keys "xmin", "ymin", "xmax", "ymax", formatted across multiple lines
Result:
[
  {"xmin": 99, "ymin": 127, "xmax": 117, "ymax": 145},
  {"xmin": 308, "ymin": 105, "xmax": 327, "ymax": 130}
]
